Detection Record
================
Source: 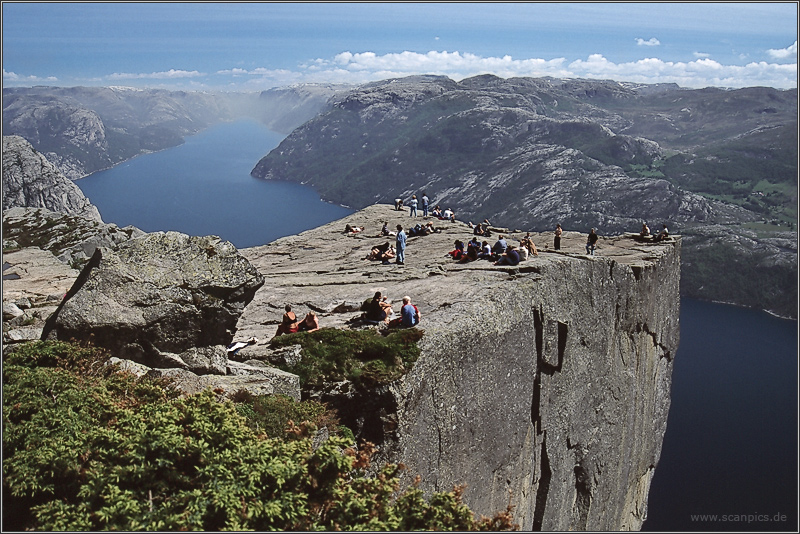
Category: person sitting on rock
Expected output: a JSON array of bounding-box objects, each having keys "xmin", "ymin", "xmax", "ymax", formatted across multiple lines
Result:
[
  {"xmin": 458, "ymin": 241, "xmax": 480, "ymax": 263},
  {"xmin": 653, "ymin": 224, "xmax": 669, "ymax": 242},
  {"xmin": 389, "ymin": 296, "xmax": 420, "ymax": 327},
  {"xmin": 274, "ymin": 304, "xmax": 299, "ymax": 336},
  {"xmin": 442, "ymin": 207, "xmax": 455, "ymax": 221},
  {"xmin": 494, "ymin": 245, "xmax": 521, "ymax": 266},
  {"xmin": 639, "ymin": 222, "xmax": 651, "ymax": 240},
  {"xmin": 520, "ymin": 234, "xmax": 538, "ymax": 257},
  {"xmin": 379, "ymin": 221, "xmax": 395, "ymax": 237},
  {"xmin": 365, "ymin": 242, "xmax": 393, "ymax": 261},
  {"xmin": 491, "ymin": 235, "xmax": 508, "ymax": 257},
  {"xmin": 297, "ymin": 311, "xmax": 320, "ymax": 332},
  {"xmin": 477, "ymin": 240, "xmax": 493, "ymax": 260},
  {"xmin": 431, "ymin": 205, "xmax": 443, "ymax": 218},
  {"xmin": 362, "ymin": 291, "xmax": 394, "ymax": 323},
  {"xmin": 448, "ymin": 239, "xmax": 465, "ymax": 260}
]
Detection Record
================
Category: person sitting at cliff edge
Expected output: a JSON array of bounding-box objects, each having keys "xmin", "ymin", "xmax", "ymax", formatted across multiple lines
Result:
[
  {"xmin": 297, "ymin": 311, "xmax": 320, "ymax": 332},
  {"xmin": 389, "ymin": 296, "xmax": 420, "ymax": 327},
  {"xmin": 274, "ymin": 304, "xmax": 299, "ymax": 337},
  {"xmin": 494, "ymin": 244, "xmax": 520, "ymax": 266},
  {"xmin": 362, "ymin": 291, "xmax": 394, "ymax": 324}
]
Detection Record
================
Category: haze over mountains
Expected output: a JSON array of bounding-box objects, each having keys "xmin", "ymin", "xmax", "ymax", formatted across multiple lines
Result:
[{"xmin": 2, "ymin": 76, "xmax": 797, "ymax": 318}]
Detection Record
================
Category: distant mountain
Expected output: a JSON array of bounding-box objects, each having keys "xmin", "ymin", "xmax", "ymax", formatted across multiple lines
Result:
[
  {"xmin": 2, "ymin": 85, "xmax": 344, "ymax": 179},
  {"xmin": 251, "ymin": 75, "xmax": 797, "ymax": 317},
  {"xmin": 2, "ymin": 135, "xmax": 102, "ymax": 222}
]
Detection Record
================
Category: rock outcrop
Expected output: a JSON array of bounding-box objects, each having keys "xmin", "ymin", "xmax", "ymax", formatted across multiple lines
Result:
[
  {"xmin": 2, "ymin": 135, "xmax": 102, "ymax": 221},
  {"xmin": 41, "ymin": 231, "xmax": 265, "ymax": 375},
  {"xmin": 235, "ymin": 204, "xmax": 681, "ymax": 531}
]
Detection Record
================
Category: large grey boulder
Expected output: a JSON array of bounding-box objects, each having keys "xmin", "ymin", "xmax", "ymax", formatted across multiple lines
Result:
[
  {"xmin": 2, "ymin": 135, "xmax": 103, "ymax": 221},
  {"xmin": 42, "ymin": 231, "xmax": 264, "ymax": 373}
]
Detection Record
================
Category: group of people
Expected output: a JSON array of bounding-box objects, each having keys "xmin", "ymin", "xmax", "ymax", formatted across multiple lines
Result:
[
  {"xmin": 361, "ymin": 291, "xmax": 420, "ymax": 327},
  {"xmin": 638, "ymin": 222, "xmax": 670, "ymax": 242},
  {"xmin": 274, "ymin": 305, "xmax": 320, "ymax": 337},
  {"xmin": 446, "ymin": 232, "xmax": 541, "ymax": 266}
]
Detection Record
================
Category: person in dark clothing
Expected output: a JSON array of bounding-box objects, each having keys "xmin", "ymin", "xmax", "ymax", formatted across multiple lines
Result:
[
  {"xmin": 554, "ymin": 223, "xmax": 562, "ymax": 250},
  {"xmin": 494, "ymin": 245, "xmax": 520, "ymax": 266},
  {"xmin": 586, "ymin": 228, "xmax": 599, "ymax": 255}
]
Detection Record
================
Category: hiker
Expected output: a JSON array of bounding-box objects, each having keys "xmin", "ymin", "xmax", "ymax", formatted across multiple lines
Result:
[
  {"xmin": 395, "ymin": 225, "xmax": 406, "ymax": 264},
  {"xmin": 477, "ymin": 240, "xmax": 493, "ymax": 259},
  {"xmin": 554, "ymin": 223, "xmax": 562, "ymax": 250},
  {"xmin": 521, "ymin": 234, "xmax": 538, "ymax": 256},
  {"xmin": 362, "ymin": 291, "xmax": 394, "ymax": 323},
  {"xmin": 640, "ymin": 222, "xmax": 651, "ymax": 239},
  {"xmin": 653, "ymin": 224, "xmax": 669, "ymax": 242},
  {"xmin": 394, "ymin": 198, "xmax": 404, "ymax": 210},
  {"xmin": 389, "ymin": 296, "xmax": 420, "ymax": 327},
  {"xmin": 492, "ymin": 235, "xmax": 508, "ymax": 256},
  {"xmin": 422, "ymin": 192, "xmax": 430, "ymax": 217},
  {"xmin": 448, "ymin": 239, "xmax": 465, "ymax": 260},
  {"xmin": 586, "ymin": 228, "xmax": 599, "ymax": 255},
  {"xmin": 409, "ymin": 195, "xmax": 418, "ymax": 217},
  {"xmin": 297, "ymin": 311, "xmax": 320, "ymax": 332},
  {"xmin": 274, "ymin": 304, "xmax": 299, "ymax": 336},
  {"xmin": 494, "ymin": 245, "xmax": 520, "ymax": 266}
]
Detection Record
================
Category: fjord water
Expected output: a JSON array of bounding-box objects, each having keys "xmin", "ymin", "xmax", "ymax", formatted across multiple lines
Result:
[
  {"xmin": 77, "ymin": 120, "xmax": 352, "ymax": 249},
  {"xmin": 77, "ymin": 120, "xmax": 797, "ymax": 530},
  {"xmin": 644, "ymin": 299, "xmax": 797, "ymax": 531}
]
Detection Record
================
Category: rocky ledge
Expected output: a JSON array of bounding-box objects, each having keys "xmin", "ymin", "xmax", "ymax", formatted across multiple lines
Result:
[{"xmin": 235, "ymin": 203, "xmax": 680, "ymax": 531}]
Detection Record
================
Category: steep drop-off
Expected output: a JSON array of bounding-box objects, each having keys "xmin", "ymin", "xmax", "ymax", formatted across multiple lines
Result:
[{"xmin": 235, "ymin": 204, "xmax": 680, "ymax": 530}]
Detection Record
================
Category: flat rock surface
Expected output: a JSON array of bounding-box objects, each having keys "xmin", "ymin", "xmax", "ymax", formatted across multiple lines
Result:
[{"xmin": 236, "ymin": 203, "xmax": 676, "ymax": 342}]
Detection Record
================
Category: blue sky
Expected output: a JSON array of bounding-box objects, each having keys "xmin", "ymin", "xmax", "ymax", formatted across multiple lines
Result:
[{"xmin": 3, "ymin": 2, "xmax": 797, "ymax": 91}]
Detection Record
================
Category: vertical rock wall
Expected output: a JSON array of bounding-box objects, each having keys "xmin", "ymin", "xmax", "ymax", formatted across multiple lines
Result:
[{"xmin": 389, "ymin": 240, "xmax": 680, "ymax": 530}]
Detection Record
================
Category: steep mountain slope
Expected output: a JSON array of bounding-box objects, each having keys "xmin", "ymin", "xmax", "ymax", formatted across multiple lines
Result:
[
  {"xmin": 2, "ymin": 135, "xmax": 102, "ymax": 222},
  {"xmin": 251, "ymin": 75, "xmax": 797, "ymax": 317}
]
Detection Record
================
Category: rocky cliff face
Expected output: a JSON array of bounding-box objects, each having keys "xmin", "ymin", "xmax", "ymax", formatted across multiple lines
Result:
[
  {"xmin": 235, "ymin": 204, "xmax": 680, "ymax": 530},
  {"xmin": 3, "ymin": 135, "xmax": 102, "ymax": 221}
]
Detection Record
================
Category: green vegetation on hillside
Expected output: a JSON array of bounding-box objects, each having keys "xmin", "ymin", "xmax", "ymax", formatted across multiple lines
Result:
[{"xmin": 3, "ymin": 340, "xmax": 515, "ymax": 531}]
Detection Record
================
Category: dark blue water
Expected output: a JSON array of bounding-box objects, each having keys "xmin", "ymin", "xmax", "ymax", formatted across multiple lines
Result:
[
  {"xmin": 644, "ymin": 299, "xmax": 798, "ymax": 532},
  {"xmin": 77, "ymin": 120, "xmax": 352, "ymax": 248},
  {"xmin": 77, "ymin": 120, "xmax": 798, "ymax": 530}
]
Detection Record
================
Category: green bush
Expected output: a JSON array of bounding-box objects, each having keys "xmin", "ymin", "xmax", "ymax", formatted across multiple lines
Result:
[
  {"xmin": 269, "ymin": 327, "xmax": 423, "ymax": 388},
  {"xmin": 3, "ymin": 341, "xmax": 516, "ymax": 531}
]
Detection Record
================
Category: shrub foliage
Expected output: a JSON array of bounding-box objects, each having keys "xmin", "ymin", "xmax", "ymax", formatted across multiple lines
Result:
[{"xmin": 3, "ymin": 341, "xmax": 516, "ymax": 531}]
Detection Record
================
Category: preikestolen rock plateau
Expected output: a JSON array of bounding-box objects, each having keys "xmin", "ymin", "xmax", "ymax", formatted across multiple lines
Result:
[{"xmin": 235, "ymin": 203, "xmax": 681, "ymax": 531}]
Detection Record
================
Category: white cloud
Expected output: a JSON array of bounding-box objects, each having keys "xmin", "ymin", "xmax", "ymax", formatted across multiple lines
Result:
[
  {"xmin": 767, "ymin": 41, "xmax": 797, "ymax": 59},
  {"xmin": 107, "ymin": 69, "xmax": 204, "ymax": 80},
  {"xmin": 693, "ymin": 52, "xmax": 711, "ymax": 58},
  {"xmin": 3, "ymin": 69, "xmax": 57, "ymax": 82},
  {"xmin": 636, "ymin": 38, "xmax": 661, "ymax": 47}
]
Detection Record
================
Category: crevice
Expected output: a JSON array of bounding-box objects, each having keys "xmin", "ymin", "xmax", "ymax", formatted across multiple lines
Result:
[
  {"xmin": 574, "ymin": 464, "xmax": 592, "ymax": 530},
  {"xmin": 532, "ymin": 434, "xmax": 551, "ymax": 531}
]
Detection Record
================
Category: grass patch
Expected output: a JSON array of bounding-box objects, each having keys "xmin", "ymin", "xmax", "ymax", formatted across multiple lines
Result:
[{"xmin": 269, "ymin": 327, "xmax": 423, "ymax": 388}]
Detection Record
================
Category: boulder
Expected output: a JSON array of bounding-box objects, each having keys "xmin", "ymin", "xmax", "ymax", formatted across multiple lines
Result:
[{"xmin": 42, "ymin": 231, "xmax": 264, "ymax": 373}]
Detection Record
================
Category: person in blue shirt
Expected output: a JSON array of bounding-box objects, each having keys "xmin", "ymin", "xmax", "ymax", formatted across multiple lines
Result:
[
  {"xmin": 395, "ymin": 224, "xmax": 406, "ymax": 265},
  {"xmin": 421, "ymin": 193, "xmax": 429, "ymax": 217},
  {"xmin": 400, "ymin": 296, "xmax": 420, "ymax": 326},
  {"xmin": 494, "ymin": 245, "xmax": 520, "ymax": 266}
]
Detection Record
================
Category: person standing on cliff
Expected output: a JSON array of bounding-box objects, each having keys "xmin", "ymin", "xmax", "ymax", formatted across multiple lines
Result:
[
  {"xmin": 422, "ymin": 192, "xmax": 429, "ymax": 218},
  {"xmin": 586, "ymin": 228, "xmax": 599, "ymax": 255},
  {"xmin": 395, "ymin": 224, "xmax": 406, "ymax": 265},
  {"xmin": 554, "ymin": 223, "xmax": 562, "ymax": 250},
  {"xmin": 408, "ymin": 195, "xmax": 418, "ymax": 217}
]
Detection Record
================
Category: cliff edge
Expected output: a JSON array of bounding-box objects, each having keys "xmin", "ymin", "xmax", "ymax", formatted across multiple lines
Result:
[{"xmin": 236, "ymin": 203, "xmax": 680, "ymax": 531}]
